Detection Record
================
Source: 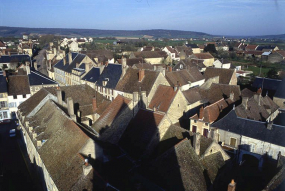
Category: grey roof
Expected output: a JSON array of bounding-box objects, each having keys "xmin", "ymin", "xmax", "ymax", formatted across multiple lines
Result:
[
  {"xmin": 82, "ymin": 67, "xmax": 100, "ymax": 83},
  {"xmin": 29, "ymin": 70, "xmax": 57, "ymax": 86},
  {"xmin": 96, "ymin": 64, "xmax": 122, "ymax": 89},
  {"xmin": 275, "ymin": 78, "xmax": 285, "ymax": 99},
  {"xmin": 53, "ymin": 52, "xmax": 78, "ymax": 71},
  {"xmin": 212, "ymin": 110, "xmax": 285, "ymax": 147},
  {"xmin": 0, "ymin": 55, "xmax": 31, "ymax": 63},
  {"xmin": 0, "ymin": 72, "xmax": 7, "ymax": 93},
  {"xmin": 186, "ymin": 44, "xmax": 199, "ymax": 48},
  {"xmin": 252, "ymin": 77, "xmax": 282, "ymax": 91}
]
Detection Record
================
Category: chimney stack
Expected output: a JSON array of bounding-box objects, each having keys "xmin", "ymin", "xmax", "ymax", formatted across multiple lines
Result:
[
  {"xmin": 68, "ymin": 52, "xmax": 72, "ymax": 64},
  {"xmin": 67, "ymin": 97, "xmax": 76, "ymax": 121},
  {"xmin": 141, "ymin": 91, "xmax": 147, "ymax": 109},
  {"xmin": 58, "ymin": 45, "xmax": 61, "ymax": 51},
  {"xmin": 34, "ymin": 61, "xmax": 38, "ymax": 71},
  {"xmin": 267, "ymin": 121, "xmax": 273, "ymax": 130},
  {"xmin": 242, "ymin": 97, "xmax": 248, "ymax": 110},
  {"xmin": 92, "ymin": 96, "xmax": 97, "ymax": 112},
  {"xmin": 76, "ymin": 63, "xmax": 79, "ymax": 68},
  {"xmin": 26, "ymin": 63, "xmax": 30, "ymax": 75},
  {"xmin": 138, "ymin": 69, "xmax": 145, "ymax": 82},
  {"xmin": 53, "ymin": 47, "xmax": 57, "ymax": 55},
  {"xmin": 167, "ymin": 66, "xmax": 172, "ymax": 72},
  {"xmin": 133, "ymin": 92, "xmax": 139, "ymax": 116},
  {"xmin": 3, "ymin": 70, "xmax": 6, "ymax": 77},
  {"xmin": 193, "ymin": 133, "xmax": 201, "ymax": 156},
  {"xmin": 230, "ymin": 91, "xmax": 234, "ymax": 100},
  {"xmin": 48, "ymin": 60, "xmax": 52, "ymax": 70},
  {"xmin": 199, "ymin": 106, "xmax": 204, "ymax": 119},
  {"xmin": 228, "ymin": 179, "xmax": 236, "ymax": 191},
  {"xmin": 56, "ymin": 86, "xmax": 62, "ymax": 105},
  {"xmin": 85, "ymin": 63, "xmax": 91, "ymax": 73}
]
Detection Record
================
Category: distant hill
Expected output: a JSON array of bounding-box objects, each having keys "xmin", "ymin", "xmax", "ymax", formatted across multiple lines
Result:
[{"xmin": 0, "ymin": 26, "xmax": 211, "ymax": 38}]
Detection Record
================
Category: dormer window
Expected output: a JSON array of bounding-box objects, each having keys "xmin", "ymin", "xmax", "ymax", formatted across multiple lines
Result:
[
  {"xmin": 23, "ymin": 94, "xmax": 26, "ymax": 98},
  {"xmin": 13, "ymin": 95, "xmax": 17, "ymax": 99}
]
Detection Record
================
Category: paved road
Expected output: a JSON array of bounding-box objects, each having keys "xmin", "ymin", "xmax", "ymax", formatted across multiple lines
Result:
[{"xmin": 0, "ymin": 121, "xmax": 37, "ymax": 191}]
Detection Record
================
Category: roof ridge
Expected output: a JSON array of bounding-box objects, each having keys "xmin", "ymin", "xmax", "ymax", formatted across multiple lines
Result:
[{"xmin": 31, "ymin": 71, "xmax": 57, "ymax": 83}]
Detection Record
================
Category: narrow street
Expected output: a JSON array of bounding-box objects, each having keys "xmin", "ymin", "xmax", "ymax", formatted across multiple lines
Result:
[{"xmin": 0, "ymin": 120, "xmax": 37, "ymax": 191}]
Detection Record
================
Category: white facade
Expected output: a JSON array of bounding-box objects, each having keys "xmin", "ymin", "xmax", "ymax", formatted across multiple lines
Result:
[{"xmin": 8, "ymin": 94, "xmax": 31, "ymax": 113}]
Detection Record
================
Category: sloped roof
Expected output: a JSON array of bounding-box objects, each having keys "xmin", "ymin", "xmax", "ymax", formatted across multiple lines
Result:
[
  {"xmin": 27, "ymin": 100, "xmax": 91, "ymax": 191},
  {"xmin": 53, "ymin": 52, "xmax": 78, "ymax": 71},
  {"xmin": 252, "ymin": 77, "xmax": 282, "ymax": 91},
  {"xmin": 117, "ymin": 58, "xmax": 142, "ymax": 67},
  {"xmin": 166, "ymin": 69, "xmax": 204, "ymax": 87},
  {"xmin": 119, "ymin": 109, "xmax": 165, "ymax": 159},
  {"xmin": 212, "ymin": 110, "xmax": 285, "ymax": 147},
  {"xmin": 115, "ymin": 68, "xmax": 159, "ymax": 96},
  {"xmin": 256, "ymin": 45, "xmax": 276, "ymax": 51},
  {"xmin": 0, "ymin": 72, "xmax": 7, "ymax": 93},
  {"xmin": 182, "ymin": 87, "xmax": 203, "ymax": 104},
  {"xmin": 148, "ymin": 138, "xmax": 207, "ymax": 191},
  {"xmin": 149, "ymin": 85, "xmax": 178, "ymax": 112},
  {"xmin": 82, "ymin": 67, "xmax": 101, "ymax": 83},
  {"xmin": 29, "ymin": 70, "xmax": 57, "ymax": 86},
  {"xmin": 245, "ymin": 44, "xmax": 258, "ymax": 50},
  {"xmin": 241, "ymin": 88, "xmax": 255, "ymax": 98},
  {"xmin": 275, "ymin": 78, "xmax": 285, "ymax": 98},
  {"xmin": 186, "ymin": 44, "xmax": 199, "ymax": 48},
  {"xmin": 276, "ymin": 50, "xmax": 285, "ymax": 58},
  {"xmin": 133, "ymin": 51, "xmax": 168, "ymax": 58},
  {"xmin": 204, "ymin": 68, "xmax": 235, "ymax": 85},
  {"xmin": 0, "ymin": 40, "xmax": 5, "ymax": 47},
  {"xmin": 83, "ymin": 50, "xmax": 114, "ymax": 60},
  {"xmin": 0, "ymin": 54, "xmax": 31, "ymax": 63},
  {"xmin": 193, "ymin": 53, "xmax": 214, "ymax": 59},
  {"xmin": 92, "ymin": 95, "xmax": 131, "ymax": 133},
  {"xmin": 8, "ymin": 75, "xmax": 30, "ymax": 95},
  {"xmin": 96, "ymin": 63, "xmax": 122, "ymax": 89},
  {"xmin": 235, "ymin": 95, "xmax": 279, "ymax": 121},
  {"xmin": 132, "ymin": 63, "xmax": 155, "ymax": 70}
]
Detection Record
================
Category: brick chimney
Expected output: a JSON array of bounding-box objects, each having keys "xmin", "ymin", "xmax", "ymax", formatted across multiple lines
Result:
[
  {"xmin": 26, "ymin": 63, "xmax": 30, "ymax": 75},
  {"xmin": 56, "ymin": 86, "xmax": 62, "ymax": 105},
  {"xmin": 139, "ymin": 69, "xmax": 145, "ymax": 82},
  {"xmin": 230, "ymin": 91, "xmax": 234, "ymax": 100},
  {"xmin": 92, "ymin": 96, "xmax": 97, "ymax": 112},
  {"xmin": 193, "ymin": 133, "xmax": 201, "ymax": 156},
  {"xmin": 167, "ymin": 66, "xmax": 172, "ymax": 72},
  {"xmin": 228, "ymin": 179, "xmax": 236, "ymax": 191},
  {"xmin": 199, "ymin": 106, "xmax": 204, "ymax": 119},
  {"xmin": 242, "ymin": 97, "xmax": 248, "ymax": 110},
  {"xmin": 3, "ymin": 70, "xmax": 6, "ymax": 77},
  {"xmin": 76, "ymin": 63, "xmax": 79, "ymax": 68}
]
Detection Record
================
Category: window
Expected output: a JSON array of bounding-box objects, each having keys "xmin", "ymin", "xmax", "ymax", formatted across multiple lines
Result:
[
  {"xmin": 0, "ymin": 101, "xmax": 7, "ymax": 108},
  {"xmin": 0, "ymin": 93, "xmax": 3, "ymax": 98},
  {"xmin": 9, "ymin": 102, "xmax": 17, "ymax": 108},
  {"xmin": 203, "ymin": 128, "xmax": 209, "ymax": 138},
  {"xmin": 3, "ymin": 111, "xmax": 8, "ymax": 119},
  {"xmin": 13, "ymin": 95, "xmax": 17, "ymax": 99},
  {"xmin": 250, "ymin": 143, "xmax": 255, "ymax": 152},
  {"xmin": 23, "ymin": 94, "xmax": 26, "ymax": 98},
  {"xmin": 230, "ymin": 138, "xmax": 237, "ymax": 147},
  {"xmin": 192, "ymin": 125, "xmax": 197, "ymax": 133}
]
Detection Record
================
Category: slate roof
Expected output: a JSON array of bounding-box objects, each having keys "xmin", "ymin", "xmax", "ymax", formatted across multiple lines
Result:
[
  {"xmin": 256, "ymin": 45, "xmax": 277, "ymax": 51},
  {"xmin": 29, "ymin": 70, "xmax": 57, "ymax": 86},
  {"xmin": 204, "ymin": 68, "xmax": 235, "ymax": 85},
  {"xmin": 149, "ymin": 85, "xmax": 178, "ymax": 112},
  {"xmin": 92, "ymin": 95, "xmax": 131, "ymax": 133},
  {"xmin": 8, "ymin": 75, "xmax": 30, "ymax": 95},
  {"xmin": 0, "ymin": 72, "xmax": 7, "ymax": 93},
  {"xmin": 148, "ymin": 138, "xmax": 207, "ymax": 191},
  {"xmin": 0, "ymin": 54, "xmax": 31, "ymax": 63},
  {"xmin": 82, "ymin": 67, "xmax": 101, "ymax": 83},
  {"xmin": 26, "ymin": 100, "xmax": 91, "ymax": 191},
  {"xmin": 96, "ymin": 63, "xmax": 122, "ymax": 89},
  {"xmin": 182, "ymin": 87, "xmax": 203, "ymax": 104},
  {"xmin": 235, "ymin": 95, "xmax": 279, "ymax": 121},
  {"xmin": 53, "ymin": 52, "xmax": 78, "ymax": 71},
  {"xmin": 186, "ymin": 44, "xmax": 199, "ymax": 48},
  {"xmin": 275, "ymin": 78, "xmax": 285, "ymax": 99},
  {"xmin": 166, "ymin": 68, "xmax": 204, "ymax": 87},
  {"xmin": 241, "ymin": 88, "xmax": 255, "ymax": 98},
  {"xmin": 212, "ymin": 110, "xmax": 285, "ymax": 147},
  {"xmin": 119, "ymin": 109, "xmax": 165, "ymax": 159},
  {"xmin": 115, "ymin": 68, "xmax": 159, "ymax": 96},
  {"xmin": 252, "ymin": 77, "xmax": 282, "ymax": 91}
]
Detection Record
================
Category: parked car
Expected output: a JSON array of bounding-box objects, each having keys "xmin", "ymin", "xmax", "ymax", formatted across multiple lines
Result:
[{"xmin": 9, "ymin": 129, "xmax": 16, "ymax": 138}]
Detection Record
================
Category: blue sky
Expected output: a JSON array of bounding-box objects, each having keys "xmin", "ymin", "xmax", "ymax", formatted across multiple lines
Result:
[{"xmin": 0, "ymin": 0, "xmax": 284, "ymax": 36}]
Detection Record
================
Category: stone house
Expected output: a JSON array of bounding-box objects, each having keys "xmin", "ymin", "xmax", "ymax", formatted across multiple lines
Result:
[
  {"xmin": 148, "ymin": 85, "xmax": 189, "ymax": 123},
  {"xmin": 190, "ymin": 53, "xmax": 214, "ymax": 67},
  {"xmin": 162, "ymin": 46, "xmax": 180, "ymax": 61},
  {"xmin": 115, "ymin": 68, "xmax": 170, "ymax": 106},
  {"xmin": 0, "ymin": 71, "xmax": 10, "ymax": 120},
  {"xmin": 213, "ymin": 59, "xmax": 235, "ymax": 69},
  {"xmin": 185, "ymin": 44, "xmax": 201, "ymax": 54},
  {"xmin": 174, "ymin": 59, "xmax": 206, "ymax": 72},
  {"xmin": 211, "ymin": 109, "xmax": 285, "ymax": 168}
]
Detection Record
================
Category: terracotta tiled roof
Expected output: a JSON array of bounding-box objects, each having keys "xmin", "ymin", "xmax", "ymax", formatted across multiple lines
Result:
[
  {"xmin": 148, "ymin": 138, "xmax": 207, "ymax": 190},
  {"xmin": 244, "ymin": 50, "xmax": 263, "ymax": 55},
  {"xmin": 0, "ymin": 40, "xmax": 5, "ymax": 47},
  {"xmin": 27, "ymin": 100, "xmax": 91, "ymax": 191},
  {"xmin": 245, "ymin": 44, "xmax": 258, "ymax": 50},
  {"xmin": 119, "ymin": 109, "xmax": 165, "ymax": 159},
  {"xmin": 193, "ymin": 53, "xmax": 214, "ymax": 59},
  {"xmin": 149, "ymin": 85, "xmax": 178, "ymax": 112},
  {"xmin": 133, "ymin": 51, "xmax": 168, "ymax": 58},
  {"xmin": 92, "ymin": 95, "xmax": 131, "ymax": 133},
  {"xmin": 276, "ymin": 50, "xmax": 285, "ymax": 58},
  {"xmin": 166, "ymin": 68, "xmax": 204, "ymax": 87},
  {"xmin": 204, "ymin": 68, "xmax": 235, "ymax": 85},
  {"xmin": 115, "ymin": 68, "xmax": 160, "ymax": 96},
  {"xmin": 8, "ymin": 75, "xmax": 30, "ymax": 96}
]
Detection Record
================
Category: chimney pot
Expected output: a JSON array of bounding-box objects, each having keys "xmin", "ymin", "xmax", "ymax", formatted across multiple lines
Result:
[
  {"xmin": 92, "ymin": 96, "xmax": 97, "ymax": 112},
  {"xmin": 56, "ymin": 87, "xmax": 62, "ymax": 105}
]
